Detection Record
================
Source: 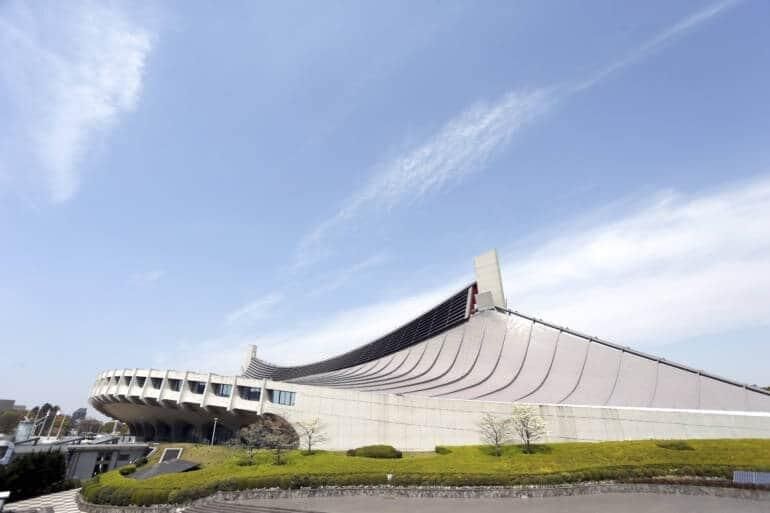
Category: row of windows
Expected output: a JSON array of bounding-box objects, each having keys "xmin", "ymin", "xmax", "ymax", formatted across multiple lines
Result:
[{"xmin": 96, "ymin": 377, "xmax": 294, "ymax": 406}]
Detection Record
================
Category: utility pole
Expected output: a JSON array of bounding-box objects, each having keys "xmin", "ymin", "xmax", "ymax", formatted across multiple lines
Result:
[{"xmin": 210, "ymin": 417, "xmax": 219, "ymax": 446}]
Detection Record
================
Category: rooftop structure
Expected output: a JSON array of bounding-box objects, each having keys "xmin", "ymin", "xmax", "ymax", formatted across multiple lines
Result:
[{"xmin": 89, "ymin": 250, "xmax": 770, "ymax": 449}]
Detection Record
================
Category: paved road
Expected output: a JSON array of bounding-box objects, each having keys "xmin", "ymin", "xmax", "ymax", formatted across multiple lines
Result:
[{"xmin": 232, "ymin": 494, "xmax": 769, "ymax": 513}]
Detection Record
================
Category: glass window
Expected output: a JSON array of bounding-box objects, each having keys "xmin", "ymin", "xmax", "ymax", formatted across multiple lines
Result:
[
  {"xmin": 188, "ymin": 381, "xmax": 206, "ymax": 394},
  {"xmin": 213, "ymin": 383, "xmax": 232, "ymax": 397},
  {"xmin": 238, "ymin": 386, "xmax": 261, "ymax": 401},
  {"xmin": 168, "ymin": 379, "xmax": 181, "ymax": 391},
  {"xmin": 136, "ymin": 377, "xmax": 146, "ymax": 388},
  {"xmin": 123, "ymin": 376, "xmax": 131, "ymax": 386},
  {"xmin": 271, "ymin": 390, "xmax": 295, "ymax": 406},
  {"xmin": 151, "ymin": 378, "xmax": 163, "ymax": 389}
]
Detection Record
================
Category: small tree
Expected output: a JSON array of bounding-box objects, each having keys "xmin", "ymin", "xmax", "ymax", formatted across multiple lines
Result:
[
  {"xmin": 262, "ymin": 429, "xmax": 296, "ymax": 465},
  {"xmin": 239, "ymin": 421, "xmax": 267, "ymax": 462},
  {"xmin": 511, "ymin": 404, "xmax": 547, "ymax": 453},
  {"xmin": 238, "ymin": 414, "xmax": 299, "ymax": 465},
  {"xmin": 478, "ymin": 412, "xmax": 513, "ymax": 456},
  {"xmin": 294, "ymin": 418, "xmax": 328, "ymax": 454}
]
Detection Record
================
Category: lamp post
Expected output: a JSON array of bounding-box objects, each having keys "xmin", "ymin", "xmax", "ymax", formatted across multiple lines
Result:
[{"xmin": 210, "ymin": 417, "xmax": 219, "ymax": 446}]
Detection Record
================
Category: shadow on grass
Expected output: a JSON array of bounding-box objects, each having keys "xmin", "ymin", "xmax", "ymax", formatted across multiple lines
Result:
[
  {"xmin": 656, "ymin": 440, "xmax": 695, "ymax": 451},
  {"xmin": 477, "ymin": 444, "xmax": 553, "ymax": 457}
]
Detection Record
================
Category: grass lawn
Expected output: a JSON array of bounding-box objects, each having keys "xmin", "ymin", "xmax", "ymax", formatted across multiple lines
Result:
[{"xmin": 83, "ymin": 439, "xmax": 770, "ymax": 505}]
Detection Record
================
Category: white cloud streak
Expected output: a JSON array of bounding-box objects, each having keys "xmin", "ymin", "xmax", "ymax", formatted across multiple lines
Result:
[
  {"xmin": 0, "ymin": 1, "xmax": 153, "ymax": 202},
  {"xmin": 131, "ymin": 269, "xmax": 165, "ymax": 284},
  {"xmin": 297, "ymin": 88, "xmax": 555, "ymax": 268},
  {"xmin": 296, "ymin": 0, "xmax": 741, "ymax": 269},
  {"xmin": 226, "ymin": 293, "xmax": 284, "ymax": 327},
  {"xmin": 501, "ymin": 177, "xmax": 770, "ymax": 346},
  {"xmin": 574, "ymin": 0, "xmax": 742, "ymax": 92}
]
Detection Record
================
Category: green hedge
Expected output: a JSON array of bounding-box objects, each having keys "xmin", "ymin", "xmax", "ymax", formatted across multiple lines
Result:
[
  {"xmin": 80, "ymin": 463, "xmax": 749, "ymax": 506},
  {"xmin": 346, "ymin": 445, "xmax": 402, "ymax": 459}
]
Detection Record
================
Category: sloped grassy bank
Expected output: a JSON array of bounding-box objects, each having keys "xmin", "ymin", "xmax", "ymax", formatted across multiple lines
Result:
[{"xmin": 81, "ymin": 439, "xmax": 770, "ymax": 506}]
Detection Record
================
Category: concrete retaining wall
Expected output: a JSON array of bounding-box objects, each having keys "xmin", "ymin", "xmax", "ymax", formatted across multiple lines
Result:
[{"xmin": 75, "ymin": 483, "xmax": 770, "ymax": 513}]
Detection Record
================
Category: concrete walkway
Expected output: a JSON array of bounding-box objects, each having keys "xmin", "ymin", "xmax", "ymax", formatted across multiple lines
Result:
[
  {"xmin": 4, "ymin": 488, "xmax": 81, "ymax": 513},
  {"xmin": 187, "ymin": 494, "xmax": 769, "ymax": 513}
]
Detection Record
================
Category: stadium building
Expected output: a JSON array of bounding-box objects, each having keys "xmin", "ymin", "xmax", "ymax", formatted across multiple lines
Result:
[{"xmin": 89, "ymin": 251, "xmax": 770, "ymax": 449}]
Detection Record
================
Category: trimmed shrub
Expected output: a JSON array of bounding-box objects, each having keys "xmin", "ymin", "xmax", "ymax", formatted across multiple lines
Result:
[
  {"xmin": 347, "ymin": 445, "xmax": 402, "ymax": 459},
  {"xmin": 435, "ymin": 445, "xmax": 451, "ymax": 455},
  {"xmin": 134, "ymin": 456, "xmax": 148, "ymax": 467},
  {"xmin": 118, "ymin": 465, "xmax": 136, "ymax": 476}
]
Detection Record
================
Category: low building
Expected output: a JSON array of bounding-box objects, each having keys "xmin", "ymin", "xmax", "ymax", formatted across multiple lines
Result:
[
  {"xmin": 89, "ymin": 251, "xmax": 770, "ymax": 450},
  {"xmin": 10, "ymin": 439, "xmax": 149, "ymax": 480}
]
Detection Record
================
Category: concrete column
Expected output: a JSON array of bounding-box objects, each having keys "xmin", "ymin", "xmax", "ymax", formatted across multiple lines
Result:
[
  {"xmin": 158, "ymin": 369, "xmax": 169, "ymax": 401},
  {"xmin": 259, "ymin": 379, "xmax": 268, "ymax": 414},
  {"xmin": 201, "ymin": 372, "xmax": 212, "ymax": 408}
]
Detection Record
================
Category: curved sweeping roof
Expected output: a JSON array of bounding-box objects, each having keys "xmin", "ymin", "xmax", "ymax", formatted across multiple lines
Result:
[{"xmin": 242, "ymin": 285, "xmax": 475, "ymax": 381}]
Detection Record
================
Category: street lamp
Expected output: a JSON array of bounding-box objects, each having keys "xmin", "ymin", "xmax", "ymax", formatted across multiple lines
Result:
[{"xmin": 210, "ymin": 417, "xmax": 219, "ymax": 446}]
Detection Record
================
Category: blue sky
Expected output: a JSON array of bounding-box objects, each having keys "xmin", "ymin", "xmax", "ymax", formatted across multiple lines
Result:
[{"xmin": 1, "ymin": 0, "xmax": 770, "ymax": 414}]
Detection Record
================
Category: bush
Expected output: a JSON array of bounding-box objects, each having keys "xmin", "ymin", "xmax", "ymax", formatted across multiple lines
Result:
[
  {"xmin": 134, "ymin": 456, "xmax": 148, "ymax": 467},
  {"xmin": 118, "ymin": 465, "xmax": 136, "ymax": 476},
  {"xmin": 435, "ymin": 445, "xmax": 451, "ymax": 455},
  {"xmin": 347, "ymin": 445, "xmax": 402, "ymax": 459},
  {"xmin": 234, "ymin": 456, "xmax": 254, "ymax": 466},
  {"xmin": 0, "ymin": 451, "xmax": 68, "ymax": 501},
  {"xmin": 656, "ymin": 440, "xmax": 695, "ymax": 451}
]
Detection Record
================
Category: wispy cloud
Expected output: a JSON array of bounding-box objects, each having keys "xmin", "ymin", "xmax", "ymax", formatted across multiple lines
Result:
[
  {"xmin": 501, "ymin": 176, "xmax": 770, "ymax": 347},
  {"xmin": 307, "ymin": 253, "xmax": 390, "ymax": 297},
  {"xmin": 131, "ymin": 269, "xmax": 165, "ymax": 285},
  {"xmin": 0, "ymin": 1, "xmax": 154, "ymax": 203},
  {"xmin": 184, "ymin": 282, "xmax": 464, "ymax": 370},
  {"xmin": 574, "ymin": 0, "xmax": 742, "ymax": 92},
  {"xmin": 296, "ymin": 0, "xmax": 741, "ymax": 269},
  {"xmin": 225, "ymin": 293, "xmax": 284, "ymax": 327},
  {"xmin": 296, "ymin": 88, "xmax": 555, "ymax": 268}
]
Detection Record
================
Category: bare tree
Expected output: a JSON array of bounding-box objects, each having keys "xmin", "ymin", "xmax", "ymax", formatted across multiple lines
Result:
[
  {"xmin": 511, "ymin": 404, "xmax": 547, "ymax": 453},
  {"xmin": 294, "ymin": 418, "xmax": 329, "ymax": 454},
  {"xmin": 478, "ymin": 412, "xmax": 513, "ymax": 456}
]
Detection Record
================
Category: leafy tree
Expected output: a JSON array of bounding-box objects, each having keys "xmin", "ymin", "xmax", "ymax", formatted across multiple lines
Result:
[
  {"xmin": 478, "ymin": 412, "xmax": 513, "ymax": 456},
  {"xmin": 0, "ymin": 410, "xmax": 24, "ymax": 434},
  {"xmin": 0, "ymin": 451, "xmax": 76, "ymax": 501},
  {"xmin": 294, "ymin": 418, "xmax": 328, "ymax": 454},
  {"xmin": 238, "ymin": 414, "xmax": 298, "ymax": 465},
  {"xmin": 77, "ymin": 418, "xmax": 103, "ymax": 435},
  {"xmin": 511, "ymin": 404, "xmax": 547, "ymax": 453}
]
